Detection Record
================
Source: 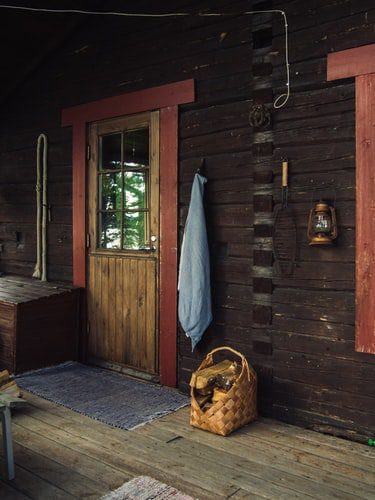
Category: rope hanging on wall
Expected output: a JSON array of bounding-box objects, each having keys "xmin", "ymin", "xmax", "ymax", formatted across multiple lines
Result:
[
  {"xmin": 0, "ymin": 5, "xmax": 290, "ymax": 109},
  {"xmin": 33, "ymin": 134, "xmax": 48, "ymax": 282}
]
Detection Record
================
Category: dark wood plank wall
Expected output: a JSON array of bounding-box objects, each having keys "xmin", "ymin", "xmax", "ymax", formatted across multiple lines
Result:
[
  {"xmin": 0, "ymin": 0, "xmax": 374, "ymax": 440},
  {"xmin": 0, "ymin": 0, "xmax": 262, "ymax": 394},
  {"xmin": 270, "ymin": 0, "xmax": 375, "ymax": 440},
  {"xmin": 177, "ymin": 1, "xmax": 275, "ymax": 417},
  {"xmin": 0, "ymin": 127, "xmax": 73, "ymax": 280},
  {"xmin": 0, "ymin": 0, "xmax": 253, "ymax": 280}
]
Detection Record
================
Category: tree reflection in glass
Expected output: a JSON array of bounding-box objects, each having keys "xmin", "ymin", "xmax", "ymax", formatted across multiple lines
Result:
[
  {"xmin": 123, "ymin": 212, "xmax": 146, "ymax": 249},
  {"xmin": 100, "ymin": 212, "xmax": 121, "ymax": 249},
  {"xmin": 98, "ymin": 126, "xmax": 150, "ymax": 250},
  {"xmin": 100, "ymin": 173, "xmax": 122, "ymax": 210}
]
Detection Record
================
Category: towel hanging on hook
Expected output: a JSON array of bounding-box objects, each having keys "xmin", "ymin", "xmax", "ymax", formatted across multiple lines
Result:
[{"xmin": 178, "ymin": 160, "xmax": 212, "ymax": 350}]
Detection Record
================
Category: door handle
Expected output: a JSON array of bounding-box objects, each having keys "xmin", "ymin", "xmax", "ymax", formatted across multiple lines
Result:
[{"xmin": 148, "ymin": 235, "xmax": 157, "ymax": 252}]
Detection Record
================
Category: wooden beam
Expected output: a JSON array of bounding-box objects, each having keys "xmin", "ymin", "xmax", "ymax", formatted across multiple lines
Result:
[
  {"xmin": 62, "ymin": 80, "xmax": 195, "ymax": 126},
  {"xmin": 159, "ymin": 106, "xmax": 178, "ymax": 387},
  {"xmin": 355, "ymin": 74, "xmax": 375, "ymax": 354},
  {"xmin": 327, "ymin": 44, "xmax": 375, "ymax": 81},
  {"xmin": 71, "ymin": 121, "xmax": 86, "ymax": 288}
]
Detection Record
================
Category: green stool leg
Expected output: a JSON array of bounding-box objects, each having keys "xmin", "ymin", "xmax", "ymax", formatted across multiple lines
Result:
[{"xmin": 1, "ymin": 406, "xmax": 15, "ymax": 480}]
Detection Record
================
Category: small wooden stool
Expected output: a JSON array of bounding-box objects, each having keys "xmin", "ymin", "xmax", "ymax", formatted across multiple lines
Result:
[{"xmin": 0, "ymin": 393, "xmax": 26, "ymax": 480}]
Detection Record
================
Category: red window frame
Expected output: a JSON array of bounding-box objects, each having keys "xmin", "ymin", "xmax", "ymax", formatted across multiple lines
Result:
[{"xmin": 328, "ymin": 44, "xmax": 375, "ymax": 354}]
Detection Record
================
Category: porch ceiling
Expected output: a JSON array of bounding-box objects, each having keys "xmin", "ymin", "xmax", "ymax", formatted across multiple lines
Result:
[
  {"xmin": 0, "ymin": 1, "xmax": 200, "ymax": 106},
  {"xmin": 0, "ymin": 0, "xmax": 142, "ymax": 103}
]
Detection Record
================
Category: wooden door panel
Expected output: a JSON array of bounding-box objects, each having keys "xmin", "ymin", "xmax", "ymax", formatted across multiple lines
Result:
[
  {"xmin": 88, "ymin": 254, "xmax": 156, "ymax": 372},
  {"xmin": 87, "ymin": 111, "xmax": 159, "ymax": 375}
]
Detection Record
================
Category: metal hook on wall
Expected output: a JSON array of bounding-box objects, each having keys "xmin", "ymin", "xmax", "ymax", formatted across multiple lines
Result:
[{"xmin": 197, "ymin": 158, "xmax": 206, "ymax": 176}]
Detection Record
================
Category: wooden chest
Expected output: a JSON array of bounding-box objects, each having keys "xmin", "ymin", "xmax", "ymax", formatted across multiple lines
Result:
[{"xmin": 0, "ymin": 275, "xmax": 80, "ymax": 374}]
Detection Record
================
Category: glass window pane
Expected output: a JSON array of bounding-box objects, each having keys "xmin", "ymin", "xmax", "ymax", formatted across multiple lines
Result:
[
  {"xmin": 99, "ymin": 212, "xmax": 121, "ymax": 249},
  {"xmin": 100, "ymin": 173, "xmax": 122, "ymax": 210},
  {"xmin": 124, "ymin": 128, "xmax": 149, "ymax": 168},
  {"xmin": 123, "ymin": 212, "xmax": 147, "ymax": 250},
  {"xmin": 100, "ymin": 134, "xmax": 122, "ymax": 170},
  {"xmin": 124, "ymin": 172, "xmax": 147, "ymax": 209}
]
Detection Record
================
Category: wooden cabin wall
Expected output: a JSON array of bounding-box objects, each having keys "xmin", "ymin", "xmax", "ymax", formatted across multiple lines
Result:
[
  {"xmin": 0, "ymin": 0, "xmax": 255, "ymax": 285},
  {"xmin": 0, "ymin": 0, "xmax": 374, "ymax": 441},
  {"xmin": 0, "ymin": 0, "xmax": 264, "ymax": 395},
  {"xmin": 269, "ymin": 0, "xmax": 375, "ymax": 441},
  {"xmin": 0, "ymin": 121, "xmax": 73, "ymax": 280}
]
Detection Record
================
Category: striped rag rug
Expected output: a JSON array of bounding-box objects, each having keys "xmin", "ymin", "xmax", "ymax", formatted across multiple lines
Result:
[
  {"xmin": 101, "ymin": 476, "xmax": 195, "ymax": 500},
  {"xmin": 16, "ymin": 362, "xmax": 189, "ymax": 430}
]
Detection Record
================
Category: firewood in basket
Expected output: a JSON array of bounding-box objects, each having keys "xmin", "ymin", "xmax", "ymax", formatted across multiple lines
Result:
[
  {"xmin": 195, "ymin": 385, "xmax": 214, "ymax": 396},
  {"xmin": 215, "ymin": 364, "xmax": 241, "ymax": 391},
  {"xmin": 195, "ymin": 393, "xmax": 212, "ymax": 408},
  {"xmin": 190, "ymin": 360, "xmax": 236, "ymax": 390}
]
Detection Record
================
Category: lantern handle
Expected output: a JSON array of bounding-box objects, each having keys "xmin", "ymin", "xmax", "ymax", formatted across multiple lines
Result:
[{"xmin": 310, "ymin": 187, "xmax": 337, "ymax": 208}]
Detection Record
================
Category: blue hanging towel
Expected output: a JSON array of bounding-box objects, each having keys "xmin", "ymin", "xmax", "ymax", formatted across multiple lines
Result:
[{"xmin": 178, "ymin": 173, "xmax": 212, "ymax": 351}]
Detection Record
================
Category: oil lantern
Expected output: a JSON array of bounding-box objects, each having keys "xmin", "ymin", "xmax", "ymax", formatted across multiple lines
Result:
[{"xmin": 307, "ymin": 200, "xmax": 338, "ymax": 245}]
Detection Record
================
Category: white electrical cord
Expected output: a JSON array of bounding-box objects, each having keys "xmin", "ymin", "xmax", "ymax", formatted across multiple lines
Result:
[
  {"xmin": 257, "ymin": 10, "xmax": 289, "ymax": 109},
  {"xmin": 0, "ymin": 5, "xmax": 290, "ymax": 108}
]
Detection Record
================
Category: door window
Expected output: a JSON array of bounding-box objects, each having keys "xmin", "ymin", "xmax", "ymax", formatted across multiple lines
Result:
[{"xmin": 97, "ymin": 127, "xmax": 150, "ymax": 250}]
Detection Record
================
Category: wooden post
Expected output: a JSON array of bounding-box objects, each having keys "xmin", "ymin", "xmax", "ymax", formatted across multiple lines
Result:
[
  {"xmin": 71, "ymin": 121, "xmax": 86, "ymax": 288},
  {"xmin": 355, "ymin": 74, "xmax": 375, "ymax": 354},
  {"xmin": 159, "ymin": 106, "xmax": 178, "ymax": 386},
  {"xmin": 1, "ymin": 406, "xmax": 14, "ymax": 480}
]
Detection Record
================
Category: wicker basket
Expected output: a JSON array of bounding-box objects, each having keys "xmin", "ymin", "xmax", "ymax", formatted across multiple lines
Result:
[{"xmin": 190, "ymin": 346, "xmax": 257, "ymax": 436}]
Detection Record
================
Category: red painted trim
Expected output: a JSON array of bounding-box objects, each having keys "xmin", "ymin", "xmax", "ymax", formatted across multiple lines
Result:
[
  {"xmin": 355, "ymin": 74, "xmax": 375, "ymax": 354},
  {"xmin": 159, "ymin": 106, "xmax": 178, "ymax": 386},
  {"xmin": 327, "ymin": 44, "xmax": 375, "ymax": 81},
  {"xmin": 62, "ymin": 79, "xmax": 194, "ymax": 126},
  {"xmin": 72, "ymin": 121, "xmax": 86, "ymax": 288},
  {"xmin": 62, "ymin": 80, "xmax": 195, "ymax": 385},
  {"xmin": 327, "ymin": 45, "xmax": 375, "ymax": 354}
]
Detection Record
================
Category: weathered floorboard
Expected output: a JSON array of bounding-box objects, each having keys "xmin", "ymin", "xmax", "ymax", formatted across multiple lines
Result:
[{"xmin": 1, "ymin": 392, "xmax": 374, "ymax": 499}]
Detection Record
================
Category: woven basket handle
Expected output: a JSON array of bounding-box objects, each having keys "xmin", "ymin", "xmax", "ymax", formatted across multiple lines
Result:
[{"xmin": 205, "ymin": 346, "xmax": 252, "ymax": 381}]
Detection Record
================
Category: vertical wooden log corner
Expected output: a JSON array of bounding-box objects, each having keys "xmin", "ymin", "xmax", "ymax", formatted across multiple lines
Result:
[{"xmin": 327, "ymin": 44, "xmax": 375, "ymax": 354}]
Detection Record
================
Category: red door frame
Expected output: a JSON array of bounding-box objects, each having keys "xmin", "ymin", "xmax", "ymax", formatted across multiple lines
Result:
[
  {"xmin": 327, "ymin": 44, "xmax": 375, "ymax": 354},
  {"xmin": 62, "ymin": 79, "xmax": 195, "ymax": 385}
]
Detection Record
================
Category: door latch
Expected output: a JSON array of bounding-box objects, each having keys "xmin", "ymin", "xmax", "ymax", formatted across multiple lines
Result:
[
  {"xmin": 145, "ymin": 244, "xmax": 157, "ymax": 252},
  {"xmin": 146, "ymin": 235, "xmax": 157, "ymax": 252}
]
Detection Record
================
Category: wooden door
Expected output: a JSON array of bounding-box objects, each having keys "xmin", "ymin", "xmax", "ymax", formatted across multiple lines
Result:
[{"xmin": 87, "ymin": 112, "xmax": 159, "ymax": 375}]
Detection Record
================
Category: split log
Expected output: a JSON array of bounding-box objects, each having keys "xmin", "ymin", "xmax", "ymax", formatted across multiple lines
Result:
[{"xmin": 0, "ymin": 369, "xmax": 23, "ymax": 398}]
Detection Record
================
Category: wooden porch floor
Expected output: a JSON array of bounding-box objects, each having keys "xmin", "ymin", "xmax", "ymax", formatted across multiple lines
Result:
[{"xmin": 0, "ymin": 391, "xmax": 374, "ymax": 499}]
